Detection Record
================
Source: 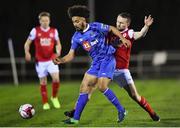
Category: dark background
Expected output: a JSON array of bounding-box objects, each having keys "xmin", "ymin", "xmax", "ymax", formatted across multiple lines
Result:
[{"xmin": 0, "ymin": 0, "xmax": 180, "ymax": 58}]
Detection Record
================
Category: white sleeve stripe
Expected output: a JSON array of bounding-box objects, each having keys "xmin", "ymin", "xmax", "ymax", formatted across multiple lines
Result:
[
  {"xmin": 128, "ymin": 29, "xmax": 134, "ymax": 39},
  {"xmin": 55, "ymin": 29, "xmax": 59, "ymax": 41}
]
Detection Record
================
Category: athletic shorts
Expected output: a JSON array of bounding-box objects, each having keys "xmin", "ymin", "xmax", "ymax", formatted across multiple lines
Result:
[
  {"xmin": 35, "ymin": 60, "xmax": 59, "ymax": 78},
  {"xmin": 87, "ymin": 56, "xmax": 116, "ymax": 80},
  {"xmin": 113, "ymin": 69, "xmax": 134, "ymax": 87}
]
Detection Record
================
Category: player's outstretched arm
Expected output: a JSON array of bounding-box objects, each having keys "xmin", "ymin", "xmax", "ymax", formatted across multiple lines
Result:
[
  {"xmin": 24, "ymin": 39, "xmax": 33, "ymax": 62},
  {"xmin": 134, "ymin": 15, "xmax": 154, "ymax": 40},
  {"xmin": 109, "ymin": 26, "xmax": 131, "ymax": 48},
  {"xmin": 53, "ymin": 49, "xmax": 75, "ymax": 65}
]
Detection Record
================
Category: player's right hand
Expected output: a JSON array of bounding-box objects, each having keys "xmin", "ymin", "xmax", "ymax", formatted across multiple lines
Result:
[
  {"xmin": 122, "ymin": 38, "xmax": 131, "ymax": 48},
  {"xmin": 25, "ymin": 53, "xmax": 31, "ymax": 62},
  {"xmin": 53, "ymin": 57, "xmax": 62, "ymax": 65},
  {"xmin": 144, "ymin": 15, "xmax": 153, "ymax": 27}
]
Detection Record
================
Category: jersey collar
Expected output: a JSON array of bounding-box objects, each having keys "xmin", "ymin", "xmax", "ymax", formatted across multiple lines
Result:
[
  {"xmin": 121, "ymin": 28, "xmax": 128, "ymax": 33},
  {"xmin": 83, "ymin": 24, "xmax": 90, "ymax": 33},
  {"xmin": 40, "ymin": 26, "xmax": 50, "ymax": 32}
]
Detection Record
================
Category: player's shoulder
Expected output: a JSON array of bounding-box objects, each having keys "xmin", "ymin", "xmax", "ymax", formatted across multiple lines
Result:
[
  {"xmin": 90, "ymin": 22, "xmax": 108, "ymax": 31},
  {"xmin": 90, "ymin": 22, "xmax": 103, "ymax": 27},
  {"xmin": 72, "ymin": 32, "xmax": 79, "ymax": 40},
  {"xmin": 34, "ymin": 26, "xmax": 40, "ymax": 30},
  {"xmin": 128, "ymin": 29, "xmax": 134, "ymax": 39},
  {"xmin": 127, "ymin": 28, "xmax": 134, "ymax": 33},
  {"xmin": 30, "ymin": 27, "xmax": 37, "ymax": 33},
  {"xmin": 89, "ymin": 22, "xmax": 102, "ymax": 28},
  {"xmin": 122, "ymin": 28, "xmax": 134, "ymax": 39}
]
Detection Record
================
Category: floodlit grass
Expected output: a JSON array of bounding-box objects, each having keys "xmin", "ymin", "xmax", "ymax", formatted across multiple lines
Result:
[{"xmin": 0, "ymin": 79, "xmax": 180, "ymax": 127}]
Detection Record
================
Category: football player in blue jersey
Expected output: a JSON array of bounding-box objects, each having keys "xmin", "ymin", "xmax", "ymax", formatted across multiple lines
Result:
[{"xmin": 53, "ymin": 5, "xmax": 131, "ymax": 124}]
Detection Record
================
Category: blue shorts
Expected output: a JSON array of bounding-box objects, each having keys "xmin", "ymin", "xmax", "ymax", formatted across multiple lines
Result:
[{"xmin": 86, "ymin": 55, "xmax": 116, "ymax": 79}]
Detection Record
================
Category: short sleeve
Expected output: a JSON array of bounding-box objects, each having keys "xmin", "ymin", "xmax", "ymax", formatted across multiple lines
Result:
[
  {"xmin": 128, "ymin": 29, "xmax": 134, "ymax": 39},
  {"xmin": 54, "ymin": 29, "xmax": 59, "ymax": 41},
  {"xmin": 70, "ymin": 35, "xmax": 79, "ymax": 50},
  {"xmin": 28, "ymin": 28, "xmax": 36, "ymax": 41}
]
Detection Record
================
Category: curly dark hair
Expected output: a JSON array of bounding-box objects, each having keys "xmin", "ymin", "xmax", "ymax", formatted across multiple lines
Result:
[{"xmin": 67, "ymin": 5, "xmax": 90, "ymax": 19}]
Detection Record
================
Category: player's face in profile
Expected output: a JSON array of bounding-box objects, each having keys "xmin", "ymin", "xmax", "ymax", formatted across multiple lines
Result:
[
  {"xmin": 72, "ymin": 16, "xmax": 86, "ymax": 31},
  {"xmin": 39, "ymin": 16, "xmax": 50, "ymax": 29},
  {"xmin": 116, "ymin": 16, "xmax": 129, "ymax": 31}
]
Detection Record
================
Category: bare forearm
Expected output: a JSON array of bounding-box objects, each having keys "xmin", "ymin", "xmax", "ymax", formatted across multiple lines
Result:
[
  {"xmin": 140, "ymin": 25, "xmax": 149, "ymax": 37},
  {"xmin": 134, "ymin": 25, "xmax": 150, "ymax": 40},
  {"xmin": 56, "ymin": 44, "xmax": 62, "ymax": 56},
  {"xmin": 109, "ymin": 26, "xmax": 126, "ymax": 41},
  {"xmin": 24, "ymin": 43, "xmax": 30, "ymax": 54},
  {"xmin": 59, "ymin": 53, "xmax": 74, "ymax": 63}
]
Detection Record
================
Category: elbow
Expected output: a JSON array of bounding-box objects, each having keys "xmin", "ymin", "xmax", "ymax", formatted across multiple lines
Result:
[
  {"xmin": 109, "ymin": 26, "xmax": 114, "ymax": 32},
  {"xmin": 70, "ymin": 54, "xmax": 74, "ymax": 61},
  {"xmin": 24, "ymin": 43, "xmax": 27, "ymax": 50}
]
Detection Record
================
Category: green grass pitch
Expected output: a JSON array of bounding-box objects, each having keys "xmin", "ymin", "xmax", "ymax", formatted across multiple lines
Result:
[{"xmin": 0, "ymin": 79, "xmax": 180, "ymax": 127}]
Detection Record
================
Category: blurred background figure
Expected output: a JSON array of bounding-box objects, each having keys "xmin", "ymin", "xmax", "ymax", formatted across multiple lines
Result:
[{"xmin": 24, "ymin": 11, "xmax": 62, "ymax": 110}]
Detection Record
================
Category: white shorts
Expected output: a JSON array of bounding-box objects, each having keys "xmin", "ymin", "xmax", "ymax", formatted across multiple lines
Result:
[
  {"xmin": 113, "ymin": 69, "xmax": 134, "ymax": 87},
  {"xmin": 35, "ymin": 60, "xmax": 59, "ymax": 78}
]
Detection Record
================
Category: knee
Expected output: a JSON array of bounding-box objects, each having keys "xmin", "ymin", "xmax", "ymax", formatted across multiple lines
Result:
[
  {"xmin": 79, "ymin": 83, "xmax": 89, "ymax": 93},
  {"xmin": 52, "ymin": 79, "xmax": 59, "ymax": 83},
  {"xmin": 52, "ymin": 77, "xmax": 59, "ymax": 83},
  {"xmin": 130, "ymin": 93, "xmax": 141, "ymax": 102},
  {"xmin": 40, "ymin": 78, "xmax": 47, "ymax": 85},
  {"xmin": 98, "ymin": 85, "xmax": 107, "ymax": 92},
  {"xmin": 97, "ymin": 80, "xmax": 108, "ymax": 92}
]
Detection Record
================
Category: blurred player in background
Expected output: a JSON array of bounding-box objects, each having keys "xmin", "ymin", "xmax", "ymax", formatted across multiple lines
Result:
[
  {"xmin": 53, "ymin": 5, "xmax": 131, "ymax": 124},
  {"xmin": 24, "ymin": 12, "xmax": 61, "ymax": 110},
  {"xmin": 64, "ymin": 13, "xmax": 160, "ymax": 121}
]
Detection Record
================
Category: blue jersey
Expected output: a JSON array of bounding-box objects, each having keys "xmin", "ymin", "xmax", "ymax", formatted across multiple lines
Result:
[{"xmin": 71, "ymin": 22, "xmax": 116, "ymax": 62}]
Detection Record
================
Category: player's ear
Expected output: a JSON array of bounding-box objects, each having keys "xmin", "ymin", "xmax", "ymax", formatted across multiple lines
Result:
[{"xmin": 127, "ymin": 21, "xmax": 130, "ymax": 27}]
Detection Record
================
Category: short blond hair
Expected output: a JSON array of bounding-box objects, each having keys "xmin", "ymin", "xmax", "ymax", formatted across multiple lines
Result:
[{"xmin": 38, "ymin": 12, "xmax": 50, "ymax": 19}]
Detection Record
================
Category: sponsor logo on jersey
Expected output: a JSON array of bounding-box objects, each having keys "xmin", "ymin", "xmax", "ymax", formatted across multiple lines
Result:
[
  {"xmin": 90, "ymin": 31, "xmax": 96, "ymax": 38},
  {"xmin": 123, "ymin": 33, "xmax": 127, "ymax": 37},
  {"xmin": 83, "ymin": 41, "xmax": 91, "ymax": 51},
  {"xmin": 90, "ymin": 39, "xmax": 98, "ymax": 46},
  {"xmin": 49, "ymin": 33, "xmax": 54, "ymax": 38},
  {"xmin": 38, "ymin": 33, "xmax": 42, "ymax": 37},
  {"xmin": 40, "ymin": 38, "xmax": 51, "ymax": 46}
]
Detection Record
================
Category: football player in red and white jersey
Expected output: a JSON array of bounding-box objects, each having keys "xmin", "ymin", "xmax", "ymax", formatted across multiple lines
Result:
[
  {"xmin": 112, "ymin": 12, "xmax": 160, "ymax": 121},
  {"xmin": 24, "ymin": 12, "xmax": 61, "ymax": 110}
]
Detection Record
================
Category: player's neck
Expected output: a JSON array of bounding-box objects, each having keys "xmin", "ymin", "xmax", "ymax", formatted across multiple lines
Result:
[
  {"xmin": 40, "ymin": 26, "xmax": 50, "ymax": 32},
  {"xmin": 120, "ymin": 28, "xmax": 128, "ymax": 33}
]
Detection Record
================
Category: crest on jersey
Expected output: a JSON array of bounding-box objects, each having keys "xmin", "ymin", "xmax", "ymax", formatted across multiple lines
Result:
[
  {"xmin": 82, "ymin": 41, "xmax": 91, "ymax": 51},
  {"xmin": 123, "ymin": 33, "xmax": 127, "ymax": 37},
  {"xmin": 38, "ymin": 33, "xmax": 42, "ymax": 37},
  {"xmin": 90, "ymin": 31, "xmax": 95, "ymax": 37},
  {"xmin": 49, "ymin": 33, "xmax": 54, "ymax": 38}
]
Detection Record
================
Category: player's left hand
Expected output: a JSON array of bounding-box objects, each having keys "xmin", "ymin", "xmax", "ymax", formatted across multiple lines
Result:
[
  {"xmin": 144, "ymin": 15, "xmax": 154, "ymax": 27},
  {"xmin": 53, "ymin": 57, "xmax": 62, "ymax": 65}
]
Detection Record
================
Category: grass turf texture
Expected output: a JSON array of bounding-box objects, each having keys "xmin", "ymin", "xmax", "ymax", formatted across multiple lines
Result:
[{"xmin": 0, "ymin": 79, "xmax": 180, "ymax": 127}]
